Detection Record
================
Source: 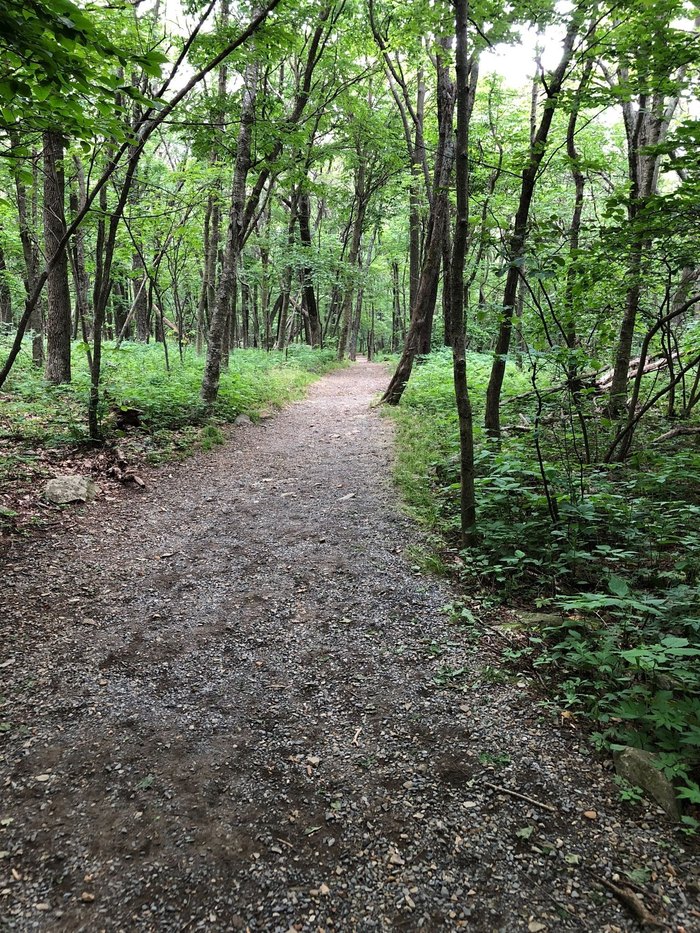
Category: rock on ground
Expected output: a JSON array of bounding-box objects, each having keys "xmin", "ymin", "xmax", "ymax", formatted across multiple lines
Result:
[
  {"xmin": 614, "ymin": 746, "xmax": 681, "ymax": 822},
  {"xmin": 43, "ymin": 475, "xmax": 98, "ymax": 504}
]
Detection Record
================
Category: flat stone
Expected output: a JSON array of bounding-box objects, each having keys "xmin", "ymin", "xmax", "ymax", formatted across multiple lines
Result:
[
  {"xmin": 516, "ymin": 611, "xmax": 563, "ymax": 628},
  {"xmin": 44, "ymin": 476, "xmax": 98, "ymax": 505},
  {"xmin": 234, "ymin": 414, "xmax": 252, "ymax": 426},
  {"xmin": 613, "ymin": 746, "xmax": 680, "ymax": 821}
]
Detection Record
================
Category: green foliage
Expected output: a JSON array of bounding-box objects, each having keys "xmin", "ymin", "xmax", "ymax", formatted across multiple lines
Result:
[
  {"xmin": 0, "ymin": 337, "xmax": 341, "ymax": 488},
  {"xmin": 0, "ymin": 0, "xmax": 166, "ymax": 143},
  {"xmin": 391, "ymin": 350, "xmax": 700, "ymax": 806},
  {"xmin": 522, "ymin": 580, "xmax": 700, "ymax": 800}
]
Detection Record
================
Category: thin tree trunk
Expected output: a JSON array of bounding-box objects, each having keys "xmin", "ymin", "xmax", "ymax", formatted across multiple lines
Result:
[
  {"xmin": 277, "ymin": 191, "xmax": 299, "ymax": 351},
  {"xmin": 338, "ymin": 170, "xmax": 366, "ymax": 360},
  {"xmin": 382, "ymin": 47, "xmax": 456, "ymax": 404},
  {"xmin": 241, "ymin": 276, "xmax": 250, "ymax": 348},
  {"xmin": 349, "ymin": 273, "xmax": 363, "ymax": 361},
  {"xmin": 484, "ymin": 14, "xmax": 581, "ymax": 437},
  {"xmin": 298, "ymin": 188, "xmax": 322, "ymax": 346},
  {"xmin": 0, "ymin": 247, "xmax": 12, "ymax": 324},
  {"xmin": 43, "ymin": 131, "xmax": 72, "ymax": 383},
  {"xmin": 607, "ymin": 73, "xmax": 685, "ymax": 416},
  {"xmin": 408, "ymin": 70, "xmax": 426, "ymax": 318},
  {"xmin": 252, "ymin": 283, "xmax": 260, "ymax": 347},
  {"xmin": 69, "ymin": 156, "xmax": 91, "ymax": 346},
  {"xmin": 450, "ymin": 3, "xmax": 477, "ymax": 544},
  {"xmin": 201, "ymin": 54, "xmax": 259, "ymax": 404},
  {"xmin": 12, "ymin": 143, "xmax": 44, "ymax": 365},
  {"xmin": 196, "ymin": 195, "xmax": 213, "ymax": 354},
  {"xmin": 442, "ymin": 205, "xmax": 453, "ymax": 346},
  {"xmin": 391, "ymin": 260, "xmax": 402, "ymax": 351}
]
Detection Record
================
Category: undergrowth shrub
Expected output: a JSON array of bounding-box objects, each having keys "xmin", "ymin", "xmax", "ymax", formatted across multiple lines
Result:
[
  {"xmin": 391, "ymin": 349, "xmax": 700, "ymax": 810},
  {"xmin": 0, "ymin": 338, "xmax": 342, "ymax": 486}
]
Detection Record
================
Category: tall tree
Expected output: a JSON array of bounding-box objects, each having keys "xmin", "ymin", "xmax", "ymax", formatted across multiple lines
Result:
[
  {"xmin": 450, "ymin": 0, "xmax": 478, "ymax": 545},
  {"xmin": 43, "ymin": 130, "xmax": 72, "ymax": 383},
  {"xmin": 604, "ymin": 8, "xmax": 696, "ymax": 415},
  {"xmin": 483, "ymin": 11, "xmax": 582, "ymax": 437},
  {"xmin": 382, "ymin": 42, "xmax": 455, "ymax": 404}
]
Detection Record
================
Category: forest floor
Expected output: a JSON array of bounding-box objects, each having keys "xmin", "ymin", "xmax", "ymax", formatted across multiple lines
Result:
[{"xmin": 1, "ymin": 360, "xmax": 698, "ymax": 933}]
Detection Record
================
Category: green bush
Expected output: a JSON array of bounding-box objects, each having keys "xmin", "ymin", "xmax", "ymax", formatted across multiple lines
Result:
[
  {"xmin": 0, "ymin": 338, "xmax": 343, "ymax": 486},
  {"xmin": 390, "ymin": 349, "xmax": 700, "ymax": 807}
]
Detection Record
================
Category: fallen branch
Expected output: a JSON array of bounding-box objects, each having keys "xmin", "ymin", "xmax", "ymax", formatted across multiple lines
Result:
[
  {"xmin": 652, "ymin": 425, "xmax": 700, "ymax": 444},
  {"xmin": 483, "ymin": 781, "xmax": 557, "ymax": 813},
  {"xmin": 500, "ymin": 354, "xmax": 678, "ymax": 407},
  {"xmin": 596, "ymin": 877, "xmax": 666, "ymax": 929}
]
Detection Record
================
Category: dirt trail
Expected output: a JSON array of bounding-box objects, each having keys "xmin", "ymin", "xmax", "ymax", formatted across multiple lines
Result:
[{"xmin": 1, "ymin": 361, "xmax": 696, "ymax": 932}]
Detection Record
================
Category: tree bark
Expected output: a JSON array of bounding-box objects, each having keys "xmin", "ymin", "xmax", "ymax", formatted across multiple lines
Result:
[
  {"xmin": 131, "ymin": 248, "xmax": 149, "ymax": 341},
  {"xmin": 337, "ymin": 166, "xmax": 366, "ymax": 360},
  {"xmin": 43, "ymin": 131, "xmax": 72, "ymax": 383},
  {"xmin": 450, "ymin": 1, "xmax": 477, "ymax": 545},
  {"xmin": 607, "ymin": 83, "xmax": 683, "ymax": 416},
  {"xmin": 391, "ymin": 260, "xmax": 403, "ymax": 351},
  {"xmin": 241, "ymin": 275, "xmax": 250, "ymax": 348},
  {"xmin": 298, "ymin": 188, "xmax": 322, "ymax": 346},
  {"xmin": 196, "ymin": 195, "xmax": 213, "ymax": 353},
  {"xmin": 12, "ymin": 144, "xmax": 44, "ymax": 365},
  {"xmin": 201, "ymin": 53, "xmax": 259, "ymax": 404},
  {"xmin": 382, "ymin": 47, "xmax": 456, "ymax": 404},
  {"xmin": 69, "ymin": 156, "xmax": 91, "ymax": 346},
  {"xmin": 0, "ymin": 247, "xmax": 12, "ymax": 324}
]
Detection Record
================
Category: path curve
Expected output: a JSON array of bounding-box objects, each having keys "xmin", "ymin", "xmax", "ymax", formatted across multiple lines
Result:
[{"xmin": 1, "ymin": 361, "xmax": 695, "ymax": 931}]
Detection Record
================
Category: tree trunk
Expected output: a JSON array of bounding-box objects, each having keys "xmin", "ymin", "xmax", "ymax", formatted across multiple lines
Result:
[
  {"xmin": 252, "ymin": 283, "xmax": 260, "ymax": 347},
  {"xmin": 349, "ymin": 275, "xmax": 363, "ymax": 361},
  {"xmin": 112, "ymin": 281, "xmax": 128, "ymax": 340},
  {"xmin": 442, "ymin": 205, "xmax": 453, "ymax": 346},
  {"xmin": 451, "ymin": 0, "xmax": 477, "ymax": 544},
  {"xmin": 408, "ymin": 72, "xmax": 426, "ymax": 318},
  {"xmin": 277, "ymin": 191, "xmax": 299, "ymax": 351},
  {"xmin": 484, "ymin": 15, "xmax": 581, "ymax": 437},
  {"xmin": 0, "ymin": 247, "xmax": 12, "ymax": 324},
  {"xmin": 69, "ymin": 156, "xmax": 91, "ymax": 346},
  {"xmin": 391, "ymin": 260, "xmax": 402, "ymax": 351},
  {"xmin": 337, "ymin": 170, "xmax": 366, "ymax": 360},
  {"xmin": 607, "ymin": 66, "xmax": 685, "ymax": 416},
  {"xmin": 12, "ymin": 142, "xmax": 44, "ymax": 365},
  {"xmin": 298, "ymin": 189, "xmax": 322, "ymax": 346},
  {"xmin": 382, "ymin": 48, "xmax": 456, "ymax": 404},
  {"xmin": 132, "ymin": 249, "xmax": 149, "ymax": 341},
  {"xmin": 43, "ymin": 131, "xmax": 72, "ymax": 383},
  {"xmin": 196, "ymin": 195, "xmax": 213, "ymax": 353},
  {"xmin": 241, "ymin": 276, "xmax": 250, "ymax": 348},
  {"xmin": 338, "ymin": 201, "xmax": 366, "ymax": 360},
  {"xmin": 201, "ymin": 54, "xmax": 259, "ymax": 405}
]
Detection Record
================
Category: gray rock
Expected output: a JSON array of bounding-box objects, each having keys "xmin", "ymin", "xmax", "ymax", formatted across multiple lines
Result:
[
  {"xmin": 44, "ymin": 476, "xmax": 98, "ymax": 505},
  {"xmin": 613, "ymin": 746, "xmax": 680, "ymax": 821},
  {"xmin": 234, "ymin": 414, "xmax": 252, "ymax": 426},
  {"xmin": 516, "ymin": 611, "xmax": 563, "ymax": 628}
]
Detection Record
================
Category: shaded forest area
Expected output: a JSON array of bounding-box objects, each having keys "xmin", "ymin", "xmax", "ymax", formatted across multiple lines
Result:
[{"xmin": 1, "ymin": 0, "xmax": 700, "ymax": 824}]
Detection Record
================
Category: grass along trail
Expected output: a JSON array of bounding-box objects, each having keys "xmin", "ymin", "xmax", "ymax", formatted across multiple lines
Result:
[{"xmin": 0, "ymin": 360, "xmax": 696, "ymax": 931}]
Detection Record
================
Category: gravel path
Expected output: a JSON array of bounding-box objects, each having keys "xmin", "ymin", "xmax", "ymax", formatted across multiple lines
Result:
[{"xmin": 1, "ymin": 361, "xmax": 697, "ymax": 932}]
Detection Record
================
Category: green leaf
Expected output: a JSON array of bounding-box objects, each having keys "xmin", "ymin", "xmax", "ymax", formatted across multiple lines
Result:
[{"xmin": 608, "ymin": 575, "xmax": 630, "ymax": 598}]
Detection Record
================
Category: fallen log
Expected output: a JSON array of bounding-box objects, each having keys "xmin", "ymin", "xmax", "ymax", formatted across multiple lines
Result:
[{"xmin": 652, "ymin": 425, "xmax": 700, "ymax": 444}]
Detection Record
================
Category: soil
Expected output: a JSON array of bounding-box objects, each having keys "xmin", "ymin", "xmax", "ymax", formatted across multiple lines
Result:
[{"xmin": 1, "ymin": 361, "xmax": 698, "ymax": 932}]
